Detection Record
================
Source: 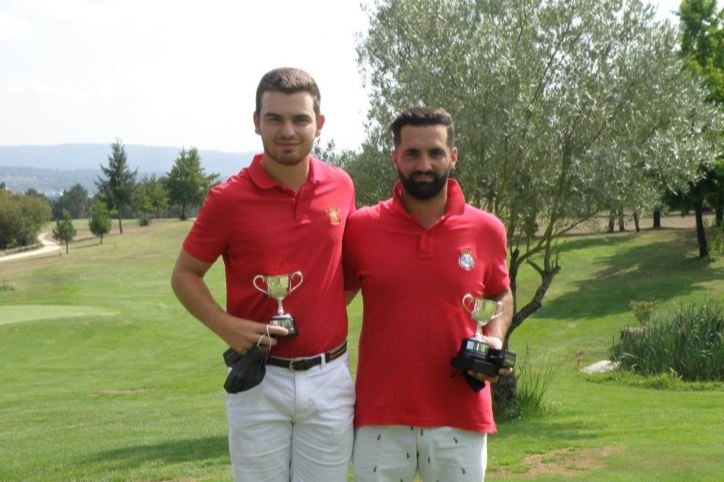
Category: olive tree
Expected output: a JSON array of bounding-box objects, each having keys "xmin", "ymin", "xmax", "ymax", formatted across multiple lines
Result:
[{"xmin": 357, "ymin": 0, "xmax": 722, "ymax": 337}]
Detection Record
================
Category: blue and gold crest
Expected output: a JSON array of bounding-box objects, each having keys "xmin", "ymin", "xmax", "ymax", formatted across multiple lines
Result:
[{"xmin": 458, "ymin": 248, "xmax": 475, "ymax": 271}]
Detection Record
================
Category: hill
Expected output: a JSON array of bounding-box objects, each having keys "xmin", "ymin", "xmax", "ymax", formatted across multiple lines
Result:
[{"xmin": 0, "ymin": 144, "xmax": 254, "ymax": 195}]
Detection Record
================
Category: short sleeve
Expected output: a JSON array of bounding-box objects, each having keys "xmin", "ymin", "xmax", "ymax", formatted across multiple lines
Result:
[
  {"xmin": 182, "ymin": 188, "xmax": 229, "ymax": 263},
  {"xmin": 483, "ymin": 215, "xmax": 510, "ymax": 296}
]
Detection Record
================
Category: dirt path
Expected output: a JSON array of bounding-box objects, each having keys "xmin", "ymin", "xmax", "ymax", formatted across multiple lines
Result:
[{"xmin": 0, "ymin": 232, "xmax": 60, "ymax": 263}]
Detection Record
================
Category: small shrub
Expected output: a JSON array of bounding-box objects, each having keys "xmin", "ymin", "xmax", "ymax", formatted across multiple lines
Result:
[
  {"xmin": 1, "ymin": 279, "xmax": 14, "ymax": 292},
  {"xmin": 516, "ymin": 347, "xmax": 554, "ymax": 415},
  {"xmin": 629, "ymin": 300, "xmax": 657, "ymax": 325},
  {"xmin": 611, "ymin": 300, "xmax": 723, "ymax": 381},
  {"xmin": 496, "ymin": 346, "xmax": 554, "ymax": 421}
]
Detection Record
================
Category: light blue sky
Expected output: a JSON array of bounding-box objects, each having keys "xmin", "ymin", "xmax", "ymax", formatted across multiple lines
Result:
[{"xmin": 0, "ymin": 0, "xmax": 697, "ymax": 153}]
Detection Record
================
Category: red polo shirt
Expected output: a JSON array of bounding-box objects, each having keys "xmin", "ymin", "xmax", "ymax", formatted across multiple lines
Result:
[
  {"xmin": 344, "ymin": 179, "xmax": 509, "ymax": 433},
  {"xmin": 183, "ymin": 153, "xmax": 355, "ymax": 358}
]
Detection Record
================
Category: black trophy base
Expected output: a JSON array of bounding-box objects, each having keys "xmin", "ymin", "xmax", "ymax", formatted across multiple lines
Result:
[
  {"xmin": 450, "ymin": 338, "xmax": 516, "ymax": 377},
  {"xmin": 269, "ymin": 314, "xmax": 298, "ymax": 337}
]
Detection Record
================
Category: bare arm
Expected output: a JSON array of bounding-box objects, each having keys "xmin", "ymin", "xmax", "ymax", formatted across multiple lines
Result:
[{"xmin": 170, "ymin": 248, "xmax": 287, "ymax": 354}]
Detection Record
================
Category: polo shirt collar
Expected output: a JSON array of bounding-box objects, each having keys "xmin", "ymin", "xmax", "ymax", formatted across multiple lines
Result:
[
  {"xmin": 247, "ymin": 153, "xmax": 330, "ymax": 190},
  {"xmin": 391, "ymin": 178, "xmax": 466, "ymax": 218}
]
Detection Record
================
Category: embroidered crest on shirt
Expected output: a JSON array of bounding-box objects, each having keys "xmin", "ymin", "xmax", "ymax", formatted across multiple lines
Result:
[
  {"xmin": 459, "ymin": 248, "xmax": 475, "ymax": 270},
  {"xmin": 326, "ymin": 206, "xmax": 341, "ymax": 226}
]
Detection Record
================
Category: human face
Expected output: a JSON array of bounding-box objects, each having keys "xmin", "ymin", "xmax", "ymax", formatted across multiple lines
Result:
[
  {"xmin": 254, "ymin": 91, "xmax": 324, "ymax": 166},
  {"xmin": 392, "ymin": 125, "xmax": 458, "ymax": 200}
]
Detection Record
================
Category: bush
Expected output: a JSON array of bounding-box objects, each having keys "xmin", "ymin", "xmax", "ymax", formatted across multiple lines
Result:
[
  {"xmin": 495, "ymin": 346, "xmax": 554, "ymax": 421},
  {"xmin": 611, "ymin": 300, "xmax": 723, "ymax": 381},
  {"xmin": 629, "ymin": 300, "xmax": 657, "ymax": 325}
]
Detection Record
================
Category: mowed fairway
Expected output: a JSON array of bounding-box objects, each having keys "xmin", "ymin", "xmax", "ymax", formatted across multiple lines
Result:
[{"xmin": 0, "ymin": 219, "xmax": 722, "ymax": 481}]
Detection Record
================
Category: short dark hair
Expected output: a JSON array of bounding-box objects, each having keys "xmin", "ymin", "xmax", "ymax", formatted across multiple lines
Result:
[
  {"xmin": 390, "ymin": 107, "xmax": 454, "ymax": 148},
  {"xmin": 255, "ymin": 67, "xmax": 321, "ymax": 118}
]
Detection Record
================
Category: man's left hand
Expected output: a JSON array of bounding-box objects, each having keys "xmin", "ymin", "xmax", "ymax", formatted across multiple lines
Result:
[{"xmin": 466, "ymin": 336, "xmax": 513, "ymax": 383}]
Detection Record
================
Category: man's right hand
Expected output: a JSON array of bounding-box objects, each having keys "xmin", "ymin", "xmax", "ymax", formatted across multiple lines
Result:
[{"xmin": 225, "ymin": 318, "xmax": 289, "ymax": 355}]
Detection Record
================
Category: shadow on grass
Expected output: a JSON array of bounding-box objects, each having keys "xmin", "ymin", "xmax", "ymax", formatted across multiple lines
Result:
[
  {"xmin": 541, "ymin": 230, "xmax": 723, "ymax": 320},
  {"xmin": 496, "ymin": 417, "xmax": 602, "ymax": 442},
  {"xmin": 86, "ymin": 435, "xmax": 229, "ymax": 468}
]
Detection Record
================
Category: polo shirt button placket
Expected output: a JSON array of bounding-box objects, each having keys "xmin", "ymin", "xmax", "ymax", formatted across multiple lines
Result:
[{"xmin": 418, "ymin": 231, "xmax": 434, "ymax": 259}]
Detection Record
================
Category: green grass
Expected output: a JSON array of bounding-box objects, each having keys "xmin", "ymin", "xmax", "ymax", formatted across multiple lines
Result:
[{"xmin": 0, "ymin": 221, "xmax": 722, "ymax": 481}]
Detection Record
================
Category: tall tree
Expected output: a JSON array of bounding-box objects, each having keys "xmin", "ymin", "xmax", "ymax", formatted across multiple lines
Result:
[
  {"xmin": 164, "ymin": 147, "xmax": 219, "ymax": 220},
  {"xmin": 357, "ymin": 0, "xmax": 722, "ymax": 410},
  {"xmin": 95, "ymin": 140, "xmax": 137, "ymax": 234},
  {"xmin": 52, "ymin": 210, "xmax": 76, "ymax": 254},
  {"xmin": 88, "ymin": 201, "xmax": 112, "ymax": 244},
  {"xmin": 53, "ymin": 183, "xmax": 89, "ymax": 220},
  {"xmin": 674, "ymin": 0, "xmax": 724, "ymax": 256}
]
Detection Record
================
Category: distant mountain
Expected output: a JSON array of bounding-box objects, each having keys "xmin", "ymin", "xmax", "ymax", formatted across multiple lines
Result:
[{"xmin": 0, "ymin": 143, "xmax": 255, "ymax": 196}]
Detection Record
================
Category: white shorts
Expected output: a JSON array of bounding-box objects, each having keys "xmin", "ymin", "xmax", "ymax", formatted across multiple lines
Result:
[
  {"xmin": 353, "ymin": 425, "xmax": 487, "ymax": 482},
  {"xmin": 226, "ymin": 352, "xmax": 355, "ymax": 482}
]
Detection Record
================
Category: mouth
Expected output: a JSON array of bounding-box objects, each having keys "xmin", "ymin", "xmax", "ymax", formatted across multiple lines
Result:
[
  {"xmin": 411, "ymin": 172, "xmax": 436, "ymax": 182},
  {"xmin": 276, "ymin": 142, "xmax": 299, "ymax": 150}
]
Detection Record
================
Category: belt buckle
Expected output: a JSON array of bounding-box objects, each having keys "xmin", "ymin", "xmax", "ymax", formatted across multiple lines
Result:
[{"xmin": 288, "ymin": 359, "xmax": 296, "ymax": 371}]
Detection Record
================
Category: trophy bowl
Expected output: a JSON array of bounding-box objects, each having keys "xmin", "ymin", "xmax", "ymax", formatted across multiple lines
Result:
[{"xmin": 253, "ymin": 271, "xmax": 303, "ymax": 337}]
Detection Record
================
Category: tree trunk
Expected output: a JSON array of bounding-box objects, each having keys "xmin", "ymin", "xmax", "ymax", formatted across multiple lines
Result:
[
  {"xmin": 65, "ymin": 241, "xmax": 69, "ymax": 254},
  {"xmin": 608, "ymin": 210, "xmax": 615, "ymax": 233},
  {"xmin": 492, "ymin": 372, "xmax": 518, "ymax": 420},
  {"xmin": 716, "ymin": 207, "xmax": 723, "ymax": 227},
  {"xmin": 618, "ymin": 209, "xmax": 625, "ymax": 231},
  {"xmin": 100, "ymin": 234, "xmax": 104, "ymax": 244},
  {"xmin": 695, "ymin": 203, "xmax": 708, "ymax": 258},
  {"xmin": 633, "ymin": 211, "xmax": 640, "ymax": 232},
  {"xmin": 118, "ymin": 215, "xmax": 124, "ymax": 234},
  {"xmin": 181, "ymin": 201, "xmax": 187, "ymax": 221},
  {"xmin": 653, "ymin": 208, "xmax": 661, "ymax": 229}
]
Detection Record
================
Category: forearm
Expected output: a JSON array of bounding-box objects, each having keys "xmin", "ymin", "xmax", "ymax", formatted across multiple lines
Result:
[{"xmin": 486, "ymin": 287, "xmax": 514, "ymax": 342}]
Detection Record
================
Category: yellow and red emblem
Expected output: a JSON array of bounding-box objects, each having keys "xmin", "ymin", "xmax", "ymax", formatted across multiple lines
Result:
[{"xmin": 326, "ymin": 206, "xmax": 341, "ymax": 226}]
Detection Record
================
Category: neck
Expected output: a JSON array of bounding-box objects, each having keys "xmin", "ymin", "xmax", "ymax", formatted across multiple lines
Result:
[
  {"xmin": 261, "ymin": 155, "xmax": 310, "ymax": 192},
  {"xmin": 401, "ymin": 187, "xmax": 448, "ymax": 229}
]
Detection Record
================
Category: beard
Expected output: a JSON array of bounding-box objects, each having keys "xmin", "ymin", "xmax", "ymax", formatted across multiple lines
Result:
[{"xmin": 398, "ymin": 168, "xmax": 450, "ymax": 200}]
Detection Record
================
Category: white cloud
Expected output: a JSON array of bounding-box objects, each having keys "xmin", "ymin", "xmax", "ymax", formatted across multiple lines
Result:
[{"xmin": 0, "ymin": 12, "xmax": 33, "ymax": 38}]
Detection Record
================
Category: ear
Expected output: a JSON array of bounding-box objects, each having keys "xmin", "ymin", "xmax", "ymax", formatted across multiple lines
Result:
[
  {"xmin": 391, "ymin": 148, "xmax": 400, "ymax": 170},
  {"xmin": 253, "ymin": 112, "xmax": 261, "ymax": 135},
  {"xmin": 315, "ymin": 114, "xmax": 326, "ymax": 137},
  {"xmin": 450, "ymin": 147, "xmax": 458, "ymax": 170}
]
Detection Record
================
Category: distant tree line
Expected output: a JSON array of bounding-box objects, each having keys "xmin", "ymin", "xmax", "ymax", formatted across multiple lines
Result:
[{"xmin": 0, "ymin": 141, "xmax": 219, "ymax": 250}]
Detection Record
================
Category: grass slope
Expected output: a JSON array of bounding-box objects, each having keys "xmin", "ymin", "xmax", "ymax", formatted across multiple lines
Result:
[{"xmin": 0, "ymin": 221, "xmax": 721, "ymax": 481}]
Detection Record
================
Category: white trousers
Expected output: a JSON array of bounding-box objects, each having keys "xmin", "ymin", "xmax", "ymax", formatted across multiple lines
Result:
[
  {"xmin": 353, "ymin": 425, "xmax": 487, "ymax": 482},
  {"xmin": 226, "ymin": 353, "xmax": 355, "ymax": 482}
]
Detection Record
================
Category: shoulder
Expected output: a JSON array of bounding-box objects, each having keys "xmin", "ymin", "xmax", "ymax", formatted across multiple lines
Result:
[
  {"xmin": 462, "ymin": 205, "xmax": 507, "ymax": 235},
  {"xmin": 346, "ymin": 202, "xmax": 385, "ymax": 237},
  {"xmin": 205, "ymin": 171, "xmax": 249, "ymax": 204}
]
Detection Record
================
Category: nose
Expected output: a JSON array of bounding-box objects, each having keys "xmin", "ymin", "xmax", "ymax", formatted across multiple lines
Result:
[
  {"xmin": 280, "ymin": 121, "xmax": 295, "ymax": 137},
  {"xmin": 416, "ymin": 154, "xmax": 433, "ymax": 172}
]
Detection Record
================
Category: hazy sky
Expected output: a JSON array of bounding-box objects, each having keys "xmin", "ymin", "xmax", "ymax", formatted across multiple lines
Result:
[{"xmin": 0, "ymin": 0, "xmax": 697, "ymax": 153}]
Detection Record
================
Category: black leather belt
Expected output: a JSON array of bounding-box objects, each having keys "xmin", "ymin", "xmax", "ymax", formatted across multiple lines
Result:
[{"xmin": 267, "ymin": 341, "xmax": 347, "ymax": 371}]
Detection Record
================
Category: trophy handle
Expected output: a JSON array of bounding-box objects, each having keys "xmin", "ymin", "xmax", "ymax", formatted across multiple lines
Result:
[
  {"xmin": 490, "ymin": 301, "xmax": 504, "ymax": 320},
  {"xmin": 288, "ymin": 271, "xmax": 304, "ymax": 294},
  {"xmin": 462, "ymin": 294, "xmax": 475, "ymax": 315},
  {"xmin": 252, "ymin": 275, "xmax": 268, "ymax": 296}
]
